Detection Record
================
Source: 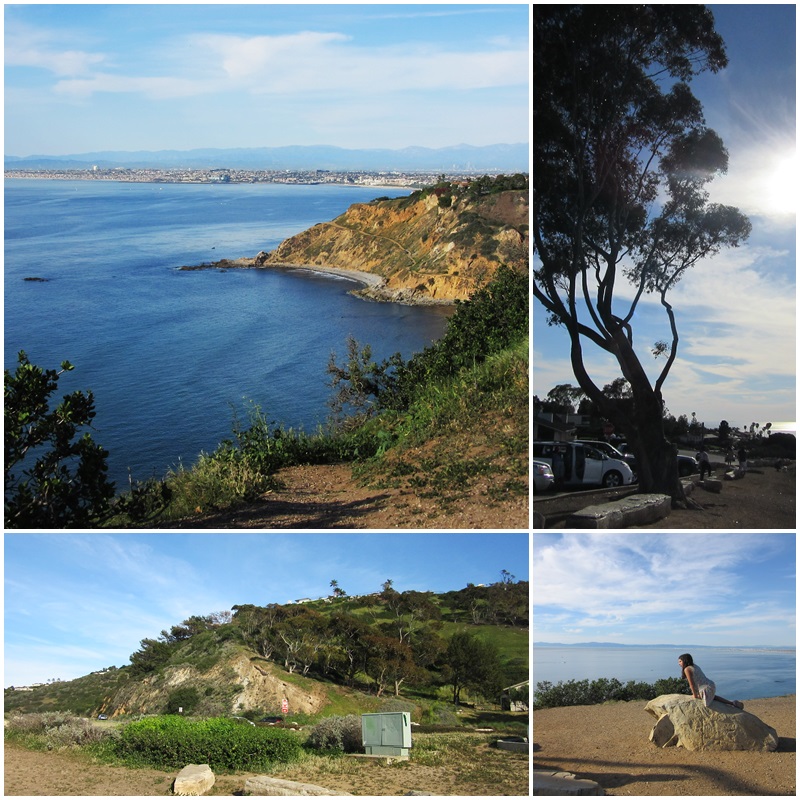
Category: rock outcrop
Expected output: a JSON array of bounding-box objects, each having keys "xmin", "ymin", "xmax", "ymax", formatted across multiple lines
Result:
[
  {"xmin": 173, "ymin": 764, "xmax": 215, "ymax": 796},
  {"xmin": 102, "ymin": 649, "xmax": 326, "ymax": 718},
  {"xmin": 256, "ymin": 183, "xmax": 528, "ymax": 303},
  {"xmin": 645, "ymin": 694, "xmax": 779, "ymax": 752}
]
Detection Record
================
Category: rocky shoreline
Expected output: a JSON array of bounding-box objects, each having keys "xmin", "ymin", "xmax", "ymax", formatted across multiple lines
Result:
[{"xmin": 178, "ymin": 256, "xmax": 457, "ymax": 306}]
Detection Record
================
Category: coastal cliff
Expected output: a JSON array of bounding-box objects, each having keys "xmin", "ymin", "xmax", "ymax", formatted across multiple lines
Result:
[{"xmin": 255, "ymin": 176, "xmax": 528, "ymax": 303}]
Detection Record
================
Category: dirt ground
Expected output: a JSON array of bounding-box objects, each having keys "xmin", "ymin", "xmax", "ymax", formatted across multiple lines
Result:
[
  {"xmin": 533, "ymin": 695, "xmax": 796, "ymax": 795},
  {"xmin": 160, "ymin": 462, "xmax": 529, "ymax": 529},
  {"xmin": 640, "ymin": 467, "xmax": 795, "ymax": 529},
  {"xmin": 538, "ymin": 467, "xmax": 795, "ymax": 529},
  {"xmin": 4, "ymin": 733, "xmax": 529, "ymax": 796}
]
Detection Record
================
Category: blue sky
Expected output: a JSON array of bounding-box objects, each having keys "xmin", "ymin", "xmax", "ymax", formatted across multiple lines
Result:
[
  {"xmin": 4, "ymin": 3, "xmax": 530, "ymax": 155},
  {"xmin": 533, "ymin": 5, "xmax": 796, "ymax": 430},
  {"xmin": 4, "ymin": 533, "xmax": 529, "ymax": 686},
  {"xmin": 533, "ymin": 533, "xmax": 795, "ymax": 648}
]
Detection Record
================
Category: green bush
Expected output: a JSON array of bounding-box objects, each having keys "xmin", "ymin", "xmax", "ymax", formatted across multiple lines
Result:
[
  {"xmin": 165, "ymin": 687, "xmax": 200, "ymax": 715},
  {"xmin": 305, "ymin": 714, "xmax": 363, "ymax": 754},
  {"xmin": 5, "ymin": 351, "xmax": 115, "ymax": 528},
  {"xmin": 532, "ymin": 676, "xmax": 686, "ymax": 709},
  {"xmin": 115, "ymin": 716, "xmax": 301, "ymax": 771}
]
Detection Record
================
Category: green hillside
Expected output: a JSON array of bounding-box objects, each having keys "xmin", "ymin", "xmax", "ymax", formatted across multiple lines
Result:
[{"xmin": 5, "ymin": 579, "xmax": 528, "ymax": 720}]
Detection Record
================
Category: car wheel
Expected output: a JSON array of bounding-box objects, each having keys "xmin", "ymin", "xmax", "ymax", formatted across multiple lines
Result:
[{"xmin": 603, "ymin": 470, "xmax": 623, "ymax": 488}]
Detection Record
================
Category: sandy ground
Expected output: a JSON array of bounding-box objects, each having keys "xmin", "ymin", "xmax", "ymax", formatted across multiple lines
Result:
[
  {"xmin": 533, "ymin": 695, "xmax": 796, "ymax": 795},
  {"xmin": 4, "ymin": 733, "xmax": 529, "ymax": 796}
]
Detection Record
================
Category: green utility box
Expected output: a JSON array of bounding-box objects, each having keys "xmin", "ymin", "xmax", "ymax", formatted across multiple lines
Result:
[{"xmin": 361, "ymin": 711, "xmax": 412, "ymax": 756}]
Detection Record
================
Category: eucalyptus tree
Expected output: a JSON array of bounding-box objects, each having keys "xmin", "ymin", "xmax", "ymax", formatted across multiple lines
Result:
[{"xmin": 532, "ymin": 6, "xmax": 751, "ymax": 500}]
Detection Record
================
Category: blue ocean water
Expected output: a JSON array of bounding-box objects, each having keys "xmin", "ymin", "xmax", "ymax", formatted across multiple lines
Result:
[
  {"xmin": 533, "ymin": 645, "xmax": 796, "ymax": 701},
  {"xmin": 5, "ymin": 179, "xmax": 452, "ymax": 489}
]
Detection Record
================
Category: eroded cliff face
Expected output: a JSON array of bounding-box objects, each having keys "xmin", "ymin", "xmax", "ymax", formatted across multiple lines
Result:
[
  {"xmin": 100, "ymin": 651, "xmax": 326, "ymax": 717},
  {"xmin": 257, "ymin": 188, "xmax": 528, "ymax": 303}
]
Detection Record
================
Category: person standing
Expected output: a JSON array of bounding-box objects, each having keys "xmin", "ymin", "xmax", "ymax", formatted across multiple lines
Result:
[
  {"xmin": 696, "ymin": 445, "xmax": 711, "ymax": 480},
  {"xmin": 737, "ymin": 445, "xmax": 748, "ymax": 472}
]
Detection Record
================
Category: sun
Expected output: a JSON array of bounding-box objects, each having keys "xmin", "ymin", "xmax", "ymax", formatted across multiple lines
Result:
[{"xmin": 761, "ymin": 152, "xmax": 797, "ymax": 215}]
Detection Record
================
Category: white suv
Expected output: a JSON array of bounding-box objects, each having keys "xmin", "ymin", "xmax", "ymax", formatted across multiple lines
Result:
[{"xmin": 531, "ymin": 441, "xmax": 634, "ymax": 488}]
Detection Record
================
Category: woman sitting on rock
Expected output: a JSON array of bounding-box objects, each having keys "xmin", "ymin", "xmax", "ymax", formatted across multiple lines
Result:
[{"xmin": 679, "ymin": 653, "xmax": 744, "ymax": 709}]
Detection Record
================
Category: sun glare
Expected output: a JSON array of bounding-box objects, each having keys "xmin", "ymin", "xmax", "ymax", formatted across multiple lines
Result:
[{"xmin": 762, "ymin": 152, "xmax": 797, "ymax": 215}]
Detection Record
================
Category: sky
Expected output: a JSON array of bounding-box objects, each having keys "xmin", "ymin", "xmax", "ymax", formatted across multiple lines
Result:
[
  {"xmin": 3, "ymin": 3, "xmax": 530, "ymax": 155},
  {"xmin": 3, "ymin": 532, "xmax": 529, "ymax": 687},
  {"xmin": 533, "ymin": 533, "xmax": 795, "ymax": 648},
  {"xmin": 533, "ymin": 5, "xmax": 796, "ymax": 430}
]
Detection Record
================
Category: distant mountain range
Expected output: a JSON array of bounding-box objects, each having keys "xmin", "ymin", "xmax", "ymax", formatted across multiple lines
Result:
[
  {"xmin": 4, "ymin": 143, "xmax": 529, "ymax": 172},
  {"xmin": 534, "ymin": 642, "xmax": 794, "ymax": 649}
]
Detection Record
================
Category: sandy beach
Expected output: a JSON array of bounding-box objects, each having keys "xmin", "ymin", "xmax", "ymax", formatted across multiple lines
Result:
[
  {"xmin": 533, "ymin": 695, "xmax": 796, "ymax": 795},
  {"xmin": 270, "ymin": 261, "xmax": 386, "ymax": 288}
]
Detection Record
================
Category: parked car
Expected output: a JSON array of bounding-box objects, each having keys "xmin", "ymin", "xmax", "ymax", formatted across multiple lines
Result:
[
  {"xmin": 576, "ymin": 439, "xmax": 635, "ymax": 475},
  {"xmin": 614, "ymin": 442, "xmax": 698, "ymax": 479},
  {"xmin": 532, "ymin": 458, "xmax": 555, "ymax": 493},
  {"xmin": 531, "ymin": 441, "xmax": 634, "ymax": 488},
  {"xmin": 97, "ymin": 714, "xmax": 108, "ymax": 720}
]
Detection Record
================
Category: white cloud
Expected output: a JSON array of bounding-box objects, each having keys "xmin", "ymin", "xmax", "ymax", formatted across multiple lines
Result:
[
  {"xmin": 16, "ymin": 26, "xmax": 528, "ymax": 101},
  {"xmin": 532, "ymin": 534, "xmax": 792, "ymax": 644}
]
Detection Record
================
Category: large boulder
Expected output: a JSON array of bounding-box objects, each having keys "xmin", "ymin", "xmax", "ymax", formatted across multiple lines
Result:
[
  {"xmin": 173, "ymin": 764, "xmax": 215, "ymax": 796},
  {"xmin": 645, "ymin": 694, "xmax": 779, "ymax": 752}
]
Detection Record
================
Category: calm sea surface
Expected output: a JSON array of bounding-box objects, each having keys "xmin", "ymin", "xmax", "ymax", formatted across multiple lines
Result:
[
  {"xmin": 5, "ymin": 179, "xmax": 451, "ymax": 489},
  {"xmin": 533, "ymin": 645, "xmax": 796, "ymax": 701}
]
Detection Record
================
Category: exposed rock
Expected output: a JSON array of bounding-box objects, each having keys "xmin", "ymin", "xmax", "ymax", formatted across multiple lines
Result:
[
  {"xmin": 645, "ymin": 694, "xmax": 779, "ymax": 752},
  {"xmin": 244, "ymin": 776, "xmax": 349, "ymax": 795},
  {"xmin": 533, "ymin": 770, "xmax": 604, "ymax": 796},
  {"xmin": 173, "ymin": 764, "xmax": 215, "ymax": 796},
  {"xmin": 255, "ymin": 188, "xmax": 528, "ymax": 303}
]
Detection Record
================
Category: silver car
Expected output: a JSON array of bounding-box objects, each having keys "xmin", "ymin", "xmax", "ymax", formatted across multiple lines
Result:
[{"xmin": 533, "ymin": 458, "xmax": 555, "ymax": 493}]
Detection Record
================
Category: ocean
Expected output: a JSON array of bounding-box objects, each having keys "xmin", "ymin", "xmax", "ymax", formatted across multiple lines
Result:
[
  {"xmin": 5, "ymin": 179, "xmax": 452, "ymax": 489},
  {"xmin": 533, "ymin": 645, "xmax": 796, "ymax": 701}
]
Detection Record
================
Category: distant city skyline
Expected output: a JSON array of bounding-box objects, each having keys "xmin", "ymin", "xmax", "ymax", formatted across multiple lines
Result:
[{"xmin": 4, "ymin": 4, "xmax": 530, "ymax": 155}]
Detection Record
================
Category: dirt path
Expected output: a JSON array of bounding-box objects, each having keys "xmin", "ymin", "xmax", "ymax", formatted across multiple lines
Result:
[
  {"xmin": 533, "ymin": 695, "xmax": 796, "ymax": 796},
  {"xmin": 161, "ymin": 462, "xmax": 529, "ymax": 529},
  {"xmin": 4, "ymin": 735, "xmax": 530, "ymax": 796}
]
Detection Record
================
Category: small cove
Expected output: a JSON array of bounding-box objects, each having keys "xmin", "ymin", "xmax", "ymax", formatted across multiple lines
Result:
[{"xmin": 5, "ymin": 180, "xmax": 452, "ymax": 488}]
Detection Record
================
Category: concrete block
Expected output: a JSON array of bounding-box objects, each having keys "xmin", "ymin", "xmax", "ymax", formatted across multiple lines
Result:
[
  {"xmin": 565, "ymin": 493, "xmax": 671, "ymax": 529},
  {"xmin": 245, "ymin": 776, "xmax": 348, "ymax": 796},
  {"xmin": 701, "ymin": 479, "xmax": 723, "ymax": 493}
]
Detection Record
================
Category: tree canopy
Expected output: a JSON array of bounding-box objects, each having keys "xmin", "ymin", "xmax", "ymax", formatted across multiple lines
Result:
[{"xmin": 532, "ymin": 6, "xmax": 751, "ymax": 499}]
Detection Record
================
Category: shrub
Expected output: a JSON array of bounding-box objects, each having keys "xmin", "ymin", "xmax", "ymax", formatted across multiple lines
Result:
[
  {"xmin": 115, "ymin": 716, "xmax": 301, "ymax": 771},
  {"xmin": 4, "ymin": 351, "xmax": 115, "ymax": 528},
  {"xmin": 305, "ymin": 715, "xmax": 363, "ymax": 754},
  {"xmin": 6, "ymin": 712, "xmax": 113, "ymax": 749},
  {"xmin": 165, "ymin": 687, "xmax": 200, "ymax": 715},
  {"xmin": 532, "ymin": 676, "xmax": 687, "ymax": 709}
]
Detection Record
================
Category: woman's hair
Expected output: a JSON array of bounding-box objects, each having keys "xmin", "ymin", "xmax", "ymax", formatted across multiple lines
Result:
[{"xmin": 679, "ymin": 653, "xmax": 694, "ymax": 668}]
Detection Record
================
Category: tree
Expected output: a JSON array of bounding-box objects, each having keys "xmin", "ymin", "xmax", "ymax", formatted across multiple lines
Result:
[
  {"xmin": 5, "ymin": 351, "xmax": 116, "ymax": 527},
  {"xmin": 441, "ymin": 631, "xmax": 504, "ymax": 705},
  {"xmin": 532, "ymin": 7, "xmax": 751, "ymax": 502},
  {"xmin": 718, "ymin": 420, "xmax": 731, "ymax": 444},
  {"xmin": 330, "ymin": 579, "xmax": 347, "ymax": 599}
]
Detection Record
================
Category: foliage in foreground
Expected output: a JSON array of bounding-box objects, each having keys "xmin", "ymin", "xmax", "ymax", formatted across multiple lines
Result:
[
  {"xmin": 114, "ymin": 715, "xmax": 302, "ymax": 771},
  {"xmin": 532, "ymin": 676, "xmax": 686, "ymax": 709},
  {"xmin": 4, "ymin": 351, "xmax": 116, "ymax": 528}
]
